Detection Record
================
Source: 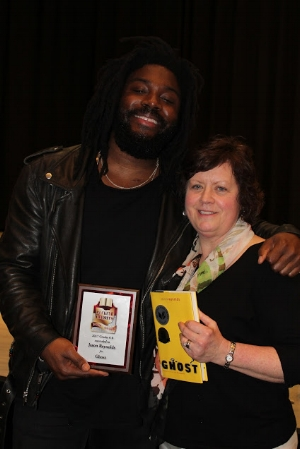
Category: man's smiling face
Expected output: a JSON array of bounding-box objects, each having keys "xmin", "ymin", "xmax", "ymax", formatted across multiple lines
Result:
[{"xmin": 113, "ymin": 64, "xmax": 181, "ymax": 159}]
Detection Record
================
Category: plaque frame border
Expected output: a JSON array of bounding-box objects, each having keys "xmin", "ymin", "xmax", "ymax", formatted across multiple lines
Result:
[{"xmin": 73, "ymin": 283, "xmax": 140, "ymax": 374}]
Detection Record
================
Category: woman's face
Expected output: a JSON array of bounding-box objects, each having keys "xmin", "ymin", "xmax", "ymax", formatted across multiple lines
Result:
[{"xmin": 185, "ymin": 162, "xmax": 240, "ymax": 243}]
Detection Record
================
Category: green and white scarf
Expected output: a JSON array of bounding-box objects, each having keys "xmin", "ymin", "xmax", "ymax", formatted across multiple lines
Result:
[
  {"xmin": 175, "ymin": 218, "xmax": 254, "ymax": 293},
  {"xmin": 150, "ymin": 219, "xmax": 254, "ymax": 401}
]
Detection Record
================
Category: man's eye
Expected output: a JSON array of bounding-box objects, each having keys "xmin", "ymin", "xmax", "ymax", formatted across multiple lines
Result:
[{"xmin": 161, "ymin": 97, "xmax": 174, "ymax": 104}]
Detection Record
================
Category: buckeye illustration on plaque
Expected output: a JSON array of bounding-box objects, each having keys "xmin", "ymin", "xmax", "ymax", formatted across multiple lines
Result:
[
  {"xmin": 73, "ymin": 284, "xmax": 139, "ymax": 373},
  {"xmin": 91, "ymin": 297, "xmax": 118, "ymax": 334}
]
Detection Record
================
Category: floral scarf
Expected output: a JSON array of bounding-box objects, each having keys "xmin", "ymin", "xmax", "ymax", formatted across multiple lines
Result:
[
  {"xmin": 175, "ymin": 218, "xmax": 254, "ymax": 292},
  {"xmin": 150, "ymin": 219, "xmax": 254, "ymax": 401}
]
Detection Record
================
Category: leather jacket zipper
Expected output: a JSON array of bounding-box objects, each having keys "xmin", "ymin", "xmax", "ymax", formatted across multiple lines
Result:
[
  {"xmin": 23, "ymin": 236, "xmax": 58, "ymax": 404},
  {"xmin": 139, "ymin": 220, "xmax": 190, "ymax": 378},
  {"xmin": 49, "ymin": 250, "xmax": 58, "ymax": 315},
  {"xmin": 23, "ymin": 366, "xmax": 35, "ymax": 404}
]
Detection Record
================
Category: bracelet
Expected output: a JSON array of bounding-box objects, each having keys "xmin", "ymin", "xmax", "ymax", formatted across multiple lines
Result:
[{"xmin": 224, "ymin": 341, "xmax": 236, "ymax": 369}]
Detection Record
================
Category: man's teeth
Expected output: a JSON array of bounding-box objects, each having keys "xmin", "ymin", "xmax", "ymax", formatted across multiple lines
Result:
[{"xmin": 135, "ymin": 115, "xmax": 158, "ymax": 124}]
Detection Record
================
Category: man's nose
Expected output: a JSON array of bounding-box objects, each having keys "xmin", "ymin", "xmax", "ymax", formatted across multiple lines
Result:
[{"xmin": 142, "ymin": 92, "xmax": 161, "ymax": 109}]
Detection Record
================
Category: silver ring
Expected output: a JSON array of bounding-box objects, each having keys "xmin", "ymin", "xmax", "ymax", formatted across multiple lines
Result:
[{"xmin": 184, "ymin": 339, "xmax": 191, "ymax": 350}]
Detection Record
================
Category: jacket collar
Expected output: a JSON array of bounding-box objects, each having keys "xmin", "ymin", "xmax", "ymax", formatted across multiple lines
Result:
[{"xmin": 24, "ymin": 144, "xmax": 90, "ymax": 191}]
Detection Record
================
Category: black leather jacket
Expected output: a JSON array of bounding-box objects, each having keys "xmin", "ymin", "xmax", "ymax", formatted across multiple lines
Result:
[
  {"xmin": 0, "ymin": 145, "xmax": 298, "ymax": 447},
  {"xmin": 0, "ymin": 145, "xmax": 195, "ymax": 445}
]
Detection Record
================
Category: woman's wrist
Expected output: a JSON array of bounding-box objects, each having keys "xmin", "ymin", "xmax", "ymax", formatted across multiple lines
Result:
[{"xmin": 212, "ymin": 338, "xmax": 231, "ymax": 366}]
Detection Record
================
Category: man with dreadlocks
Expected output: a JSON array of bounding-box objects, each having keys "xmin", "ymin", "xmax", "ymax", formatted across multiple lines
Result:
[{"xmin": 0, "ymin": 37, "xmax": 300, "ymax": 449}]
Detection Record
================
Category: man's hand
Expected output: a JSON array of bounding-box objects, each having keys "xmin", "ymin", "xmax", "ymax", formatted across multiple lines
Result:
[
  {"xmin": 258, "ymin": 233, "xmax": 300, "ymax": 277},
  {"xmin": 41, "ymin": 337, "xmax": 109, "ymax": 380}
]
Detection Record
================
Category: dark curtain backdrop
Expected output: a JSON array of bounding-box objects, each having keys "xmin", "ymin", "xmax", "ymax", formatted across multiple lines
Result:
[{"xmin": 1, "ymin": 0, "xmax": 299, "ymax": 230}]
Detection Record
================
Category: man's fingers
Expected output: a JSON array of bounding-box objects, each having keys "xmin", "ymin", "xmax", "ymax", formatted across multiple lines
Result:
[{"xmin": 257, "ymin": 240, "xmax": 273, "ymax": 264}]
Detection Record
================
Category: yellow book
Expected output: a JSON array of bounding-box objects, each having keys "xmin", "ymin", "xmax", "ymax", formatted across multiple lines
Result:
[{"xmin": 151, "ymin": 290, "xmax": 208, "ymax": 383}]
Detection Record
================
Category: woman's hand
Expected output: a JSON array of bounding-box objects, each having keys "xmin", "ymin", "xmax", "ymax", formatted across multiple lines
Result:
[
  {"xmin": 179, "ymin": 310, "xmax": 284, "ymax": 382},
  {"xmin": 179, "ymin": 310, "xmax": 228, "ymax": 365}
]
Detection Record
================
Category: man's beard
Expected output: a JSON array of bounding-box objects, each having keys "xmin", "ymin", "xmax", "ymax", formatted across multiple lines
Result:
[{"xmin": 113, "ymin": 106, "xmax": 178, "ymax": 160}]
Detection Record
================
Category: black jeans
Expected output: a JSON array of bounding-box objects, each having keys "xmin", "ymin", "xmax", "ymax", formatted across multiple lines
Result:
[{"xmin": 12, "ymin": 400, "xmax": 156, "ymax": 449}]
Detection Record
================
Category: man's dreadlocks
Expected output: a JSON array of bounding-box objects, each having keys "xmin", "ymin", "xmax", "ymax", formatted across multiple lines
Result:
[{"xmin": 79, "ymin": 36, "xmax": 203, "ymax": 188}]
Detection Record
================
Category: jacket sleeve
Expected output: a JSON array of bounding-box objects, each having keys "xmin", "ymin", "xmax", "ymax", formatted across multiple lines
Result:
[
  {"xmin": 252, "ymin": 218, "xmax": 300, "ymax": 239},
  {"xmin": 0, "ymin": 163, "xmax": 60, "ymax": 359}
]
